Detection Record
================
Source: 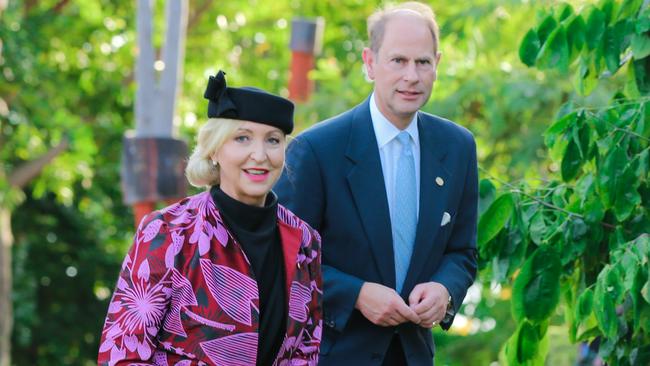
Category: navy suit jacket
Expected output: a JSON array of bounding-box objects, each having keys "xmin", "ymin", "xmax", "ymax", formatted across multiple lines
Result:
[{"xmin": 275, "ymin": 97, "xmax": 478, "ymax": 365}]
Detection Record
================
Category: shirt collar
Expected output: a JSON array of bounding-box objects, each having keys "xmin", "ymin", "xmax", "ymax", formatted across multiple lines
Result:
[{"xmin": 370, "ymin": 93, "xmax": 419, "ymax": 149}]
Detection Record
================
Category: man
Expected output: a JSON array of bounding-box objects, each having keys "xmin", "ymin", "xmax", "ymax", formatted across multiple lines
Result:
[{"xmin": 275, "ymin": 2, "xmax": 478, "ymax": 365}]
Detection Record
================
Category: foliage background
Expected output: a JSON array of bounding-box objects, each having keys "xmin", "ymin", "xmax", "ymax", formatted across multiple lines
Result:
[{"xmin": 2, "ymin": 0, "xmax": 645, "ymax": 364}]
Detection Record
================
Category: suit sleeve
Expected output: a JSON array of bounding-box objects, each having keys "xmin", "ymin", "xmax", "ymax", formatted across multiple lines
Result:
[
  {"xmin": 275, "ymin": 135, "xmax": 364, "ymax": 333},
  {"xmin": 430, "ymin": 134, "xmax": 479, "ymax": 330}
]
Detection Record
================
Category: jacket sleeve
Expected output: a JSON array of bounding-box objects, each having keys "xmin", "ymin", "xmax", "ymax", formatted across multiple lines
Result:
[
  {"xmin": 97, "ymin": 213, "xmax": 172, "ymax": 365},
  {"xmin": 275, "ymin": 135, "xmax": 364, "ymax": 333},
  {"xmin": 430, "ymin": 134, "xmax": 479, "ymax": 330}
]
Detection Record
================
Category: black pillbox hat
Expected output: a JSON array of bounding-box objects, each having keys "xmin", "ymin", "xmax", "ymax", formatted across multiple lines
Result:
[{"xmin": 204, "ymin": 70, "xmax": 294, "ymax": 134}]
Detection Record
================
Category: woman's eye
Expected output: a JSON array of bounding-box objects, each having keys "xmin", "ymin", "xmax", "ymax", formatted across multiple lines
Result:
[
  {"xmin": 268, "ymin": 137, "xmax": 281, "ymax": 145},
  {"xmin": 234, "ymin": 135, "xmax": 249, "ymax": 142}
]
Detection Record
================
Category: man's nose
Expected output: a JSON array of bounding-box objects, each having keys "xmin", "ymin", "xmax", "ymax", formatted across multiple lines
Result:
[{"xmin": 402, "ymin": 62, "xmax": 419, "ymax": 82}]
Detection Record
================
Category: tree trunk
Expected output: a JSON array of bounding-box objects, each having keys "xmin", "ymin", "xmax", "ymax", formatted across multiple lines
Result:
[{"xmin": 0, "ymin": 207, "xmax": 13, "ymax": 366}]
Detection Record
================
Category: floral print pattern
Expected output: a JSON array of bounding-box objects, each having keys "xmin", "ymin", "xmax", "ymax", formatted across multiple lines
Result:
[{"xmin": 98, "ymin": 191, "xmax": 322, "ymax": 365}]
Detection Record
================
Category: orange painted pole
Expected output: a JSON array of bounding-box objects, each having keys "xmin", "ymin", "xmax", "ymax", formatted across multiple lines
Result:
[
  {"xmin": 288, "ymin": 17, "xmax": 324, "ymax": 103},
  {"xmin": 289, "ymin": 51, "xmax": 315, "ymax": 102},
  {"xmin": 133, "ymin": 201, "xmax": 156, "ymax": 227}
]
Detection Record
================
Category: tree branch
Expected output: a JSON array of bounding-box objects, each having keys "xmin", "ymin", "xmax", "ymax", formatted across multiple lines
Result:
[
  {"xmin": 187, "ymin": 0, "xmax": 214, "ymax": 33},
  {"xmin": 479, "ymin": 167, "xmax": 620, "ymax": 231},
  {"xmin": 53, "ymin": 0, "xmax": 71, "ymax": 13},
  {"xmin": 24, "ymin": 0, "xmax": 37, "ymax": 14},
  {"xmin": 8, "ymin": 138, "xmax": 69, "ymax": 189}
]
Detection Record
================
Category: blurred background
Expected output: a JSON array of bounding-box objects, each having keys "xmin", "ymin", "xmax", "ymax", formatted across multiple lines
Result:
[{"xmin": 1, "ymin": 0, "xmax": 646, "ymax": 365}]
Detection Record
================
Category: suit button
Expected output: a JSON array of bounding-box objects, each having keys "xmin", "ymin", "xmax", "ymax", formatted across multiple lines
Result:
[{"xmin": 326, "ymin": 319, "xmax": 335, "ymax": 328}]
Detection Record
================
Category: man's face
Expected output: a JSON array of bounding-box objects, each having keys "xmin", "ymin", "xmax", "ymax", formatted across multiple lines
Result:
[{"xmin": 363, "ymin": 13, "xmax": 440, "ymax": 129}]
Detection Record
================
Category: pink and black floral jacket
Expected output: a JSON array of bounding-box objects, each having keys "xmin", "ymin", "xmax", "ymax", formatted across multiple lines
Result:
[{"xmin": 98, "ymin": 191, "xmax": 322, "ymax": 366}]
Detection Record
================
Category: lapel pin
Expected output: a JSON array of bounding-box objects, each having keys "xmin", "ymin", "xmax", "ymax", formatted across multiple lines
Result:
[{"xmin": 435, "ymin": 177, "xmax": 444, "ymax": 186}]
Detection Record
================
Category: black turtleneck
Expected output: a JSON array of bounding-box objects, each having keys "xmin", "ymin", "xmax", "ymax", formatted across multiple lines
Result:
[{"xmin": 211, "ymin": 186, "xmax": 286, "ymax": 365}]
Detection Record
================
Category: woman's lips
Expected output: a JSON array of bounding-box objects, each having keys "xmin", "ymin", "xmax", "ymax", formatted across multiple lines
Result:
[{"xmin": 243, "ymin": 168, "xmax": 270, "ymax": 182}]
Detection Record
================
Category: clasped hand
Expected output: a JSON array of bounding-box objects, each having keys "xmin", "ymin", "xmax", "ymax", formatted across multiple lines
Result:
[{"xmin": 354, "ymin": 282, "xmax": 449, "ymax": 329}]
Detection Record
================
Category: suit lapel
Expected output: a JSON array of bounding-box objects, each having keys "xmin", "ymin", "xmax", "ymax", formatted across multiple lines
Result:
[
  {"xmin": 403, "ymin": 114, "xmax": 451, "ymax": 293},
  {"xmin": 344, "ymin": 99, "xmax": 395, "ymax": 288}
]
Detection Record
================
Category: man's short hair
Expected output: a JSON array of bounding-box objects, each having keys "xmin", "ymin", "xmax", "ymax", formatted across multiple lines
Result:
[{"xmin": 367, "ymin": 1, "xmax": 440, "ymax": 53}]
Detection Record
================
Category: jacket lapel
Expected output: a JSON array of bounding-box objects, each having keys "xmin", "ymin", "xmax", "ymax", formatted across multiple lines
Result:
[
  {"xmin": 403, "ymin": 114, "xmax": 451, "ymax": 293},
  {"xmin": 277, "ymin": 220, "xmax": 302, "ymax": 292},
  {"xmin": 344, "ymin": 99, "xmax": 395, "ymax": 288}
]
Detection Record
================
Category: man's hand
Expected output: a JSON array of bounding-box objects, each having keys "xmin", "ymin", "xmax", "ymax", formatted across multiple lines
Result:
[
  {"xmin": 355, "ymin": 282, "xmax": 421, "ymax": 326},
  {"xmin": 408, "ymin": 282, "xmax": 450, "ymax": 328}
]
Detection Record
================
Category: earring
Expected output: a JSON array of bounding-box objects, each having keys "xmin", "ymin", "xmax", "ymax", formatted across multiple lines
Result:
[{"xmin": 211, "ymin": 160, "xmax": 218, "ymax": 168}]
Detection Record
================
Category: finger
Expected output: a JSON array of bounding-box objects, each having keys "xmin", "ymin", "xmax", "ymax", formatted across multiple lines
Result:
[
  {"xmin": 412, "ymin": 295, "xmax": 436, "ymax": 314},
  {"xmin": 408, "ymin": 284, "xmax": 425, "ymax": 307},
  {"xmin": 396, "ymin": 301, "xmax": 421, "ymax": 324},
  {"xmin": 420, "ymin": 321, "xmax": 434, "ymax": 329},
  {"xmin": 382, "ymin": 315, "xmax": 399, "ymax": 327}
]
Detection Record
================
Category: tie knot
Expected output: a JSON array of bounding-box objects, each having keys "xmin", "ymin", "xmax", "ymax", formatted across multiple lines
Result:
[{"xmin": 397, "ymin": 131, "xmax": 410, "ymax": 146}]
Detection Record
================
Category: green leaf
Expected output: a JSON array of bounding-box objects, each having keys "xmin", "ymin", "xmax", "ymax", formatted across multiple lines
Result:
[
  {"xmin": 516, "ymin": 320, "xmax": 540, "ymax": 362},
  {"xmin": 585, "ymin": 7, "xmax": 606, "ymax": 50},
  {"xmin": 631, "ymin": 269, "xmax": 647, "ymax": 332},
  {"xmin": 574, "ymin": 56, "xmax": 599, "ymax": 96},
  {"xmin": 613, "ymin": 156, "xmax": 642, "ymax": 221},
  {"xmin": 617, "ymin": 0, "xmax": 644, "ymax": 20},
  {"xmin": 519, "ymin": 29, "xmax": 541, "ymax": 67},
  {"xmin": 536, "ymin": 26, "xmax": 569, "ymax": 73},
  {"xmin": 478, "ymin": 193, "xmax": 515, "ymax": 248},
  {"xmin": 641, "ymin": 278, "xmax": 650, "ymax": 304},
  {"xmin": 569, "ymin": 218, "xmax": 588, "ymax": 240},
  {"xmin": 633, "ymin": 57, "xmax": 650, "ymax": 94},
  {"xmin": 602, "ymin": 23, "xmax": 625, "ymax": 73},
  {"xmin": 632, "ymin": 33, "xmax": 650, "ymax": 59},
  {"xmin": 566, "ymin": 15, "xmax": 586, "ymax": 55},
  {"xmin": 594, "ymin": 265, "xmax": 622, "ymax": 338},
  {"xmin": 479, "ymin": 178, "xmax": 497, "ymax": 216},
  {"xmin": 573, "ymin": 115, "xmax": 591, "ymax": 159},
  {"xmin": 599, "ymin": 0, "xmax": 617, "ymax": 25},
  {"xmin": 599, "ymin": 145, "xmax": 628, "ymax": 209},
  {"xmin": 576, "ymin": 288, "xmax": 594, "ymax": 323},
  {"xmin": 561, "ymin": 136, "xmax": 583, "ymax": 181},
  {"xmin": 636, "ymin": 8, "xmax": 650, "ymax": 33},
  {"xmin": 537, "ymin": 15, "xmax": 558, "ymax": 45},
  {"xmin": 583, "ymin": 196, "xmax": 605, "ymax": 224},
  {"xmin": 544, "ymin": 111, "xmax": 577, "ymax": 148},
  {"xmin": 505, "ymin": 320, "xmax": 548, "ymax": 365},
  {"xmin": 559, "ymin": 4, "xmax": 574, "ymax": 22},
  {"xmin": 618, "ymin": 251, "xmax": 640, "ymax": 292},
  {"xmin": 512, "ymin": 245, "xmax": 562, "ymax": 323},
  {"xmin": 528, "ymin": 211, "xmax": 546, "ymax": 245}
]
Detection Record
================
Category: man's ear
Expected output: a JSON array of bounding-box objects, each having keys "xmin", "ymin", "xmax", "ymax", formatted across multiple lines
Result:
[{"xmin": 362, "ymin": 48, "xmax": 376, "ymax": 81}]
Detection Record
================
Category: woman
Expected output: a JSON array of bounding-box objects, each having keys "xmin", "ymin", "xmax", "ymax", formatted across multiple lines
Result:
[{"xmin": 98, "ymin": 71, "xmax": 322, "ymax": 366}]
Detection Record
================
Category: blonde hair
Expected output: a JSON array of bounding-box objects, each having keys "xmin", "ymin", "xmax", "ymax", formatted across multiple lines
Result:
[
  {"xmin": 185, "ymin": 118, "xmax": 243, "ymax": 188},
  {"xmin": 367, "ymin": 1, "xmax": 440, "ymax": 53}
]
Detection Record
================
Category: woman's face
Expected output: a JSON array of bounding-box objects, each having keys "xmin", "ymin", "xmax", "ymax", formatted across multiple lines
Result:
[{"xmin": 212, "ymin": 121, "xmax": 286, "ymax": 206}]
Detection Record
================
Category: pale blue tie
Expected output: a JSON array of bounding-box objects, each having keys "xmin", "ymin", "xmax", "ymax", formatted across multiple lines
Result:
[{"xmin": 392, "ymin": 131, "xmax": 417, "ymax": 293}]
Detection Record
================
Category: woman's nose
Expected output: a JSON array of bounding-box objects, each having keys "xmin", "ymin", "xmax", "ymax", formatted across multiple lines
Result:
[{"xmin": 249, "ymin": 142, "xmax": 267, "ymax": 162}]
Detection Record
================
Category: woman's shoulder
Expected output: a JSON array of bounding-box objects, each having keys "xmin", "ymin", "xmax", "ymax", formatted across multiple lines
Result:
[
  {"xmin": 277, "ymin": 204, "xmax": 321, "ymax": 240},
  {"xmin": 137, "ymin": 191, "xmax": 216, "ymax": 232}
]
